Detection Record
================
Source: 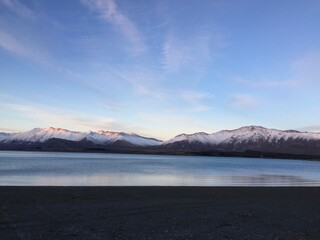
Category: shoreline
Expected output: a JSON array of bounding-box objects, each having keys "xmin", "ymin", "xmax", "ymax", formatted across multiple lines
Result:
[
  {"xmin": 1, "ymin": 187, "xmax": 320, "ymax": 239},
  {"xmin": 1, "ymin": 148, "xmax": 320, "ymax": 162}
]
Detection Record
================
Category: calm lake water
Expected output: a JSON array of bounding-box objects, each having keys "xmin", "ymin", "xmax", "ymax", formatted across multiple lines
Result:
[{"xmin": 0, "ymin": 151, "xmax": 320, "ymax": 186}]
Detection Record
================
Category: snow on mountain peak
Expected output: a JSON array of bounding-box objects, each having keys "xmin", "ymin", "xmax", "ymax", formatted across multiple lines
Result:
[
  {"xmin": 163, "ymin": 125, "xmax": 320, "ymax": 146},
  {"xmin": 89, "ymin": 130, "xmax": 161, "ymax": 146},
  {"xmin": 0, "ymin": 127, "xmax": 162, "ymax": 146},
  {"xmin": 96, "ymin": 130, "xmax": 124, "ymax": 136},
  {"xmin": 3, "ymin": 127, "xmax": 87, "ymax": 143},
  {"xmin": 165, "ymin": 132, "xmax": 211, "ymax": 145},
  {"xmin": 0, "ymin": 132, "xmax": 13, "ymax": 141},
  {"xmin": 234, "ymin": 125, "xmax": 266, "ymax": 132},
  {"xmin": 2, "ymin": 126, "xmax": 320, "ymax": 147}
]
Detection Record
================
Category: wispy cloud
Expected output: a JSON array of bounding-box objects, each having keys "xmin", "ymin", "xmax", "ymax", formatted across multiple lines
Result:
[
  {"xmin": 291, "ymin": 52, "xmax": 320, "ymax": 86},
  {"xmin": 232, "ymin": 52, "xmax": 320, "ymax": 89},
  {"xmin": 297, "ymin": 125, "xmax": 320, "ymax": 133},
  {"xmin": 233, "ymin": 76, "xmax": 298, "ymax": 88},
  {"xmin": 1, "ymin": 0, "xmax": 36, "ymax": 20},
  {"xmin": 162, "ymin": 34, "xmax": 193, "ymax": 72},
  {"xmin": 228, "ymin": 94, "xmax": 259, "ymax": 110},
  {"xmin": 0, "ymin": 27, "xmax": 49, "ymax": 63},
  {"xmin": 0, "ymin": 127, "xmax": 18, "ymax": 133},
  {"xmin": 0, "ymin": 10, "xmax": 115, "ymax": 97},
  {"xmin": 0, "ymin": 102, "xmax": 131, "ymax": 132},
  {"xmin": 0, "ymin": 25, "xmax": 122, "ymax": 105},
  {"xmin": 0, "ymin": 1, "xmax": 51, "ymax": 65},
  {"xmin": 111, "ymin": 64, "xmax": 215, "ymax": 111},
  {"xmin": 180, "ymin": 91, "xmax": 214, "ymax": 112},
  {"xmin": 97, "ymin": 97, "xmax": 126, "ymax": 111},
  {"xmin": 111, "ymin": 65, "xmax": 166, "ymax": 99},
  {"xmin": 110, "ymin": 66, "xmax": 214, "ymax": 112},
  {"xmin": 162, "ymin": 32, "xmax": 212, "ymax": 73},
  {"xmin": 82, "ymin": 0, "xmax": 146, "ymax": 54}
]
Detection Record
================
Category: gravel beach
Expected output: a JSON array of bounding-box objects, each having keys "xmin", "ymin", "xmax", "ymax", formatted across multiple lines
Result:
[{"xmin": 1, "ymin": 187, "xmax": 320, "ymax": 240}]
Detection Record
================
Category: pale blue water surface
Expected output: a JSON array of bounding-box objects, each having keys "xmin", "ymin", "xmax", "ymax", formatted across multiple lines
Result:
[{"xmin": 0, "ymin": 151, "xmax": 320, "ymax": 186}]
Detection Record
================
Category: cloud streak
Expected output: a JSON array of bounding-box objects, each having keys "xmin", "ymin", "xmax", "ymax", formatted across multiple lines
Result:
[
  {"xmin": 233, "ymin": 76, "xmax": 298, "ymax": 88},
  {"xmin": 82, "ymin": 0, "xmax": 146, "ymax": 54},
  {"xmin": 180, "ymin": 91, "xmax": 214, "ymax": 112},
  {"xmin": 233, "ymin": 52, "xmax": 320, "ymax": 89},
  {"xmin": 1, "ymin": 0, "xmax": 36, "ymax": 19},
  {"xmin": 0, "ymin": 27, "xmax": 49, "ymax": 63},
  {"xmin": 291, "ymin": 52, "xmax": 320, "ymax": 86},
  {"xmin": 110, "ymin": 65, "xmax": 166, "ymax": 98},
  {"xmin": 298, "ymin": 125, "xmax": 320, "ymax": 133},
  {"xmin": 112, "ymin": 65, "xmax": 215, "ymax": 112},
  {"xmin": 228, "ymin": 94, "xmax": 259, "ymax": 110},
  {"xmin": 0, "ymin": 1, "xmax": 52, "ymax": 65},
  {"xmin": 162, "ymin": 32, "xmax": 212, "ymax": 73},
  {"xmin": 0, "ymin": 102, "xmax": 130, "ymax": 132}
]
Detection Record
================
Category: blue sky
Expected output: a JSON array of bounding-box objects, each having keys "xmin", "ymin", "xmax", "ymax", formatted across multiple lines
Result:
[{"xmin": 0, "ymin": 0, "xmax": 320, "ymax": 140}]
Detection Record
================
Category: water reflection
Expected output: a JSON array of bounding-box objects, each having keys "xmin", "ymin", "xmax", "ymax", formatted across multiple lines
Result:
[
  {"xmin": 1, "ymin": 173, "xmax": 318, "ymax": 186},
  {"xmin": 0, "ymin": 151, "xmax": 320, "ymax": 186}
]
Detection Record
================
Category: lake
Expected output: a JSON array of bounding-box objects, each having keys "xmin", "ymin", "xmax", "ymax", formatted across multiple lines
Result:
[{"xmin": 0, "ymin": 151, "xmax": 320, "ymax": 186}]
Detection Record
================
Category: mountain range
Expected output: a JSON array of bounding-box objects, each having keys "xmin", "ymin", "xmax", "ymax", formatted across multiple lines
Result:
[{"xmin": 1, "ymin": 126, "xmax": 320, "ymax": 159}]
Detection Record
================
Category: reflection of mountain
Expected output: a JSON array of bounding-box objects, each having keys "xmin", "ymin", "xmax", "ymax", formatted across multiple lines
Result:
[{"xmin": 1, "ymin": 126, "xmax": 320, "ymax": 160}]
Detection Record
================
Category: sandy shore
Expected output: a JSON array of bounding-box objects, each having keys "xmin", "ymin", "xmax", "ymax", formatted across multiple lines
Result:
[{"xmin": 1, "ymin": 187, "xmax": 320, "ymax": 239}]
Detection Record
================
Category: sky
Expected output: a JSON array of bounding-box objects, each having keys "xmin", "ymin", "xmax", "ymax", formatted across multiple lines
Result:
[{"xmin": 0, "ymin": 0, "xmax": 320, "ymax": 140}]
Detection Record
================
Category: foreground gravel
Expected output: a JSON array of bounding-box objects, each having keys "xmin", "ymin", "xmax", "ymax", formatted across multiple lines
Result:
[{"xmin": 1, "ymin": 187, "xmax": 320, "ymax": 240}]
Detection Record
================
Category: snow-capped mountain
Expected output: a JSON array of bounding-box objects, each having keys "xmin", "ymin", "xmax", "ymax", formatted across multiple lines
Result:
[
  {"xmin": 0, "ymin": 132, "xmax": 13, "ymax": 141},
  {"xmin": 163, "ymin": 126, "xmax": 320, "ymax": 145},
  {"xmin": 1, "ymin": 126, "xmax": 320, "ymax": 157},
  {"xmin": 87, "ymin": 130, "xmax": 161, "ymax": 146},
  {"xmin": 162, "ymin": 126, "xmax": 320, "ymax": 155},
  {"xmin": 0, "ymin": 127, "xmax": 162, "ymax": 147},
  {"xmin": 2, "ymin": 127, "xmax": 86, "ymax": 143}
]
